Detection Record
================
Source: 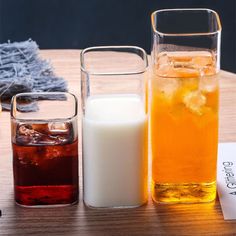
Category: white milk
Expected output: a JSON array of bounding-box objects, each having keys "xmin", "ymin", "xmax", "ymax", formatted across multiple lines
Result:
[{"xmin": 83, "ymin": 95, "xmax": 148, "ymax": 208}]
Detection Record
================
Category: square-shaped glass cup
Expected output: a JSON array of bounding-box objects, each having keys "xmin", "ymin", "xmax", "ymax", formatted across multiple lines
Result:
[
  {"xmin": 81, "ymin": 46, "xmax": 149, "ymax": 208},
  {"xmin": 11, "ymin": 92, "xmax": 78, "ymax": 207},
  {"xmin": 150, "ymin": 9, "xmax": 222, "ymax": 203}
]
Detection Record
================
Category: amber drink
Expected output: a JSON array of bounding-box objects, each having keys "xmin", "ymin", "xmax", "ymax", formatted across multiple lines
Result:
[
  {"xmin": 150, "ymin": 9, "xmax": 222, "ymax": 203},
  {"xmin": 11, "ymin": 92, "xmax": 78, "ymax": 207}
]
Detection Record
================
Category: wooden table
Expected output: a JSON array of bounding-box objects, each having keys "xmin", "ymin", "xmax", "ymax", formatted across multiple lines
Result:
[{"xmin": 0, "ymin": 50, "xmax": 236, "ymax": 235}]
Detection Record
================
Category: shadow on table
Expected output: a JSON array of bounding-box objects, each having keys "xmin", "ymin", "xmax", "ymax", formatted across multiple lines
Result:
[
  {"xmin": 0, "ymin": 197, "xmax": 80, "ymax": 235},
  {"xmin": 81, "ymin": 197, "xmax": 163, "ymax": 235},
  {"xmin": 151, "ymin": 197, "xmax": 233, "ymax": 235}
]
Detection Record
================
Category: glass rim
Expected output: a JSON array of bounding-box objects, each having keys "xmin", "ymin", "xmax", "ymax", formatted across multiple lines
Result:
[
  {"xmin": 11, "ymin": 92, "xmax": 78, "ymax": 122},
  {"xmin": 80, "ymin": 45, "xmax": 149, "ymax": 75},
  {"xmin": 151, "ymin": 8, "xmax": 222, "ymax": 36}
]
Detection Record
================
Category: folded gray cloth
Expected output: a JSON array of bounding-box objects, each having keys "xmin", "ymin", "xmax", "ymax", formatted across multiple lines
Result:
[{"xmin": 0, "ymin": 39, "xmax": 68, "ymax": 111}]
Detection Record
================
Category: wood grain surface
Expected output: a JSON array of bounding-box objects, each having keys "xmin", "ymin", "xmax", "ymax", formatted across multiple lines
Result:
[{"xmin": 0, "ymin": 50, "xmax": 236, "ymax": 235}]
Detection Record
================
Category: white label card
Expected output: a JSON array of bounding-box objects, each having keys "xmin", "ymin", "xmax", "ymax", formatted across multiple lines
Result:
[{"xmin": 217, "ymin": 142, "xmax": 236, "ymax": 220}]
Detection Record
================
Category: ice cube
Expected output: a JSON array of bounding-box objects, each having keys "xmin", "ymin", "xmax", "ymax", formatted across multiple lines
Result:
[
  {"xmin": 17, "ymin": 124, "xmax": 54, "ymax": 145},
  {"xmin": 18, "ymin": 124, "xmax": 34, "ymax": 135},
  {"xmin": 158, "ymin": 77, "xmax": 180, "ymax": 100},
  {"xmin": 191, "ymin": 55, "xmax": 214, "ymax": 68},
  {"xmin": 156, "ymin": 53, "xmax": 170, "ymax": 66},
  {"xmin": 183, "ymin": 91, "xmax": 206, "ymax": 115},
  {"xmin": 156, "ymin": 59, "xmax": 200, "ymax": 78},
  {"xmin": 200, "ymin": 76, "xmax": 218, "ymax": 93},
  {"xmin": 16, "ymin": 124, "xmax": 43, "ymax": 144},
  {"xmin": 47, "ymin": 122, "xmax": 71, "ymax": 144},
  {"xmin": 16, "ymin": 123, "xmax": 71, "ymax": 146},
  {"xmin": 48, "ymin": 122, "xmax": 69, "ymax": 134}
]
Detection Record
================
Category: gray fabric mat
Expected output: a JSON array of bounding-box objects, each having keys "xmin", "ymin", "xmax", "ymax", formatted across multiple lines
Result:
[{"xmin": 0, "ymin": 39, "xmax": 68, "ymax": 111}]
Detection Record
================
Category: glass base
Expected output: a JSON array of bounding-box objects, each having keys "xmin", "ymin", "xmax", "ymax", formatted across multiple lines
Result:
[
  {"xmin": 15, "ymin": 200, "xmax": 78, "ymax": 208},
  {"xmin": 14, "ymin": 185, "xmax": 78, "ymax": 207},
  {"xmin": 152, "ymin": 181, "xmax": 216, "ymax": 204},
  {"xmin": 83, "ymin": 200, "xmax": 147, "ymax": 209}
]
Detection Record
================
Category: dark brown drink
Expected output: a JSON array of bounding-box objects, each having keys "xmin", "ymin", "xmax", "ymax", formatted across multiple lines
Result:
[{"xmin": 12, "ymin": 122, "xmax": 78, "ymax": 206}]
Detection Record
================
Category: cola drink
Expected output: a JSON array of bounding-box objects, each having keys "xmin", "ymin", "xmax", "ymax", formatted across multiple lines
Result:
[{"xmin": 12, "ymin": 122, "xmax": 78, "ymax": 206}]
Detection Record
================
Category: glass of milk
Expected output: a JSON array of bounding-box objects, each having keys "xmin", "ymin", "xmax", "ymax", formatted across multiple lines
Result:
[{"xmin": 81, "ymin": 46, "xmax": 149, "ymax": 208}]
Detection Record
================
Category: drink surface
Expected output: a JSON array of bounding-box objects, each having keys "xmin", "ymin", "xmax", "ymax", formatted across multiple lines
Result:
[
  {"xmin": 12, "ymin": 122, "xmax": 78, "ymax": 206},
  {"xmin": 83, "ymin": 95, "xmax": 148, "ymax": 208},
  {"xmin": 151, "ymin": 51, "xmax": 218, "ymax": 203}
]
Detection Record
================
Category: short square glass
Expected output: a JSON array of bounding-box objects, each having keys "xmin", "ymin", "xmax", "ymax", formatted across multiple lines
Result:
[{"xmin": 11, "ymin": 92, "xmax": 78, "ymax": 207}]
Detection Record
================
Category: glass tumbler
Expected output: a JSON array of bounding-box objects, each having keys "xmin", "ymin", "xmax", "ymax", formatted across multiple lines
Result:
[
  {"xmin": 150, "ymin": 9, "xmax": 222, "ymax": 203},
  {"xmin": 11, "ymin": 92, "xmax": 78, "ymax": 207},
  {"xmin": 81, "ymin": 46, "xmax": 148, "ymax": 208}
]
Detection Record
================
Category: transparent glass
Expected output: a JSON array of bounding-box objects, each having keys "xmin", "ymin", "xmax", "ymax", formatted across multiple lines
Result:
[
  {"xmin": 11, "ymin": 92, "xmax": 78, "ymax": 207},
  {"xmin": 81, "ymin": 46, "xmax": 148, "ymax": 208},
  {"xmin": 150, "ymin": 9, "xmax": 222, "ymax": 203}
]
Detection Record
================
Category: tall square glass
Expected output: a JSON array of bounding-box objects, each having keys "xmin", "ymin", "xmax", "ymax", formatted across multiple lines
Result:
[
  {"xmin": 81, "ymin": 46, "xmax": 148, "ymax": 208},
  {"xmin": 11, "ymin": 92, "xmax": 78, "ymax": 207},
  {"xmin": 150, "ymin": 9, "xmax": 222, "ymax": 203}
]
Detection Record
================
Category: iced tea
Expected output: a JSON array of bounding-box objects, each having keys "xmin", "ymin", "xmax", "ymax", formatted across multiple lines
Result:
[
  {"xmin": 151, "ymin": 51, "xmax": 218, "ymax": 203},
  {"xmin": 12, "ymin": 122, "xmax": 78, "ymax": 206}
]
